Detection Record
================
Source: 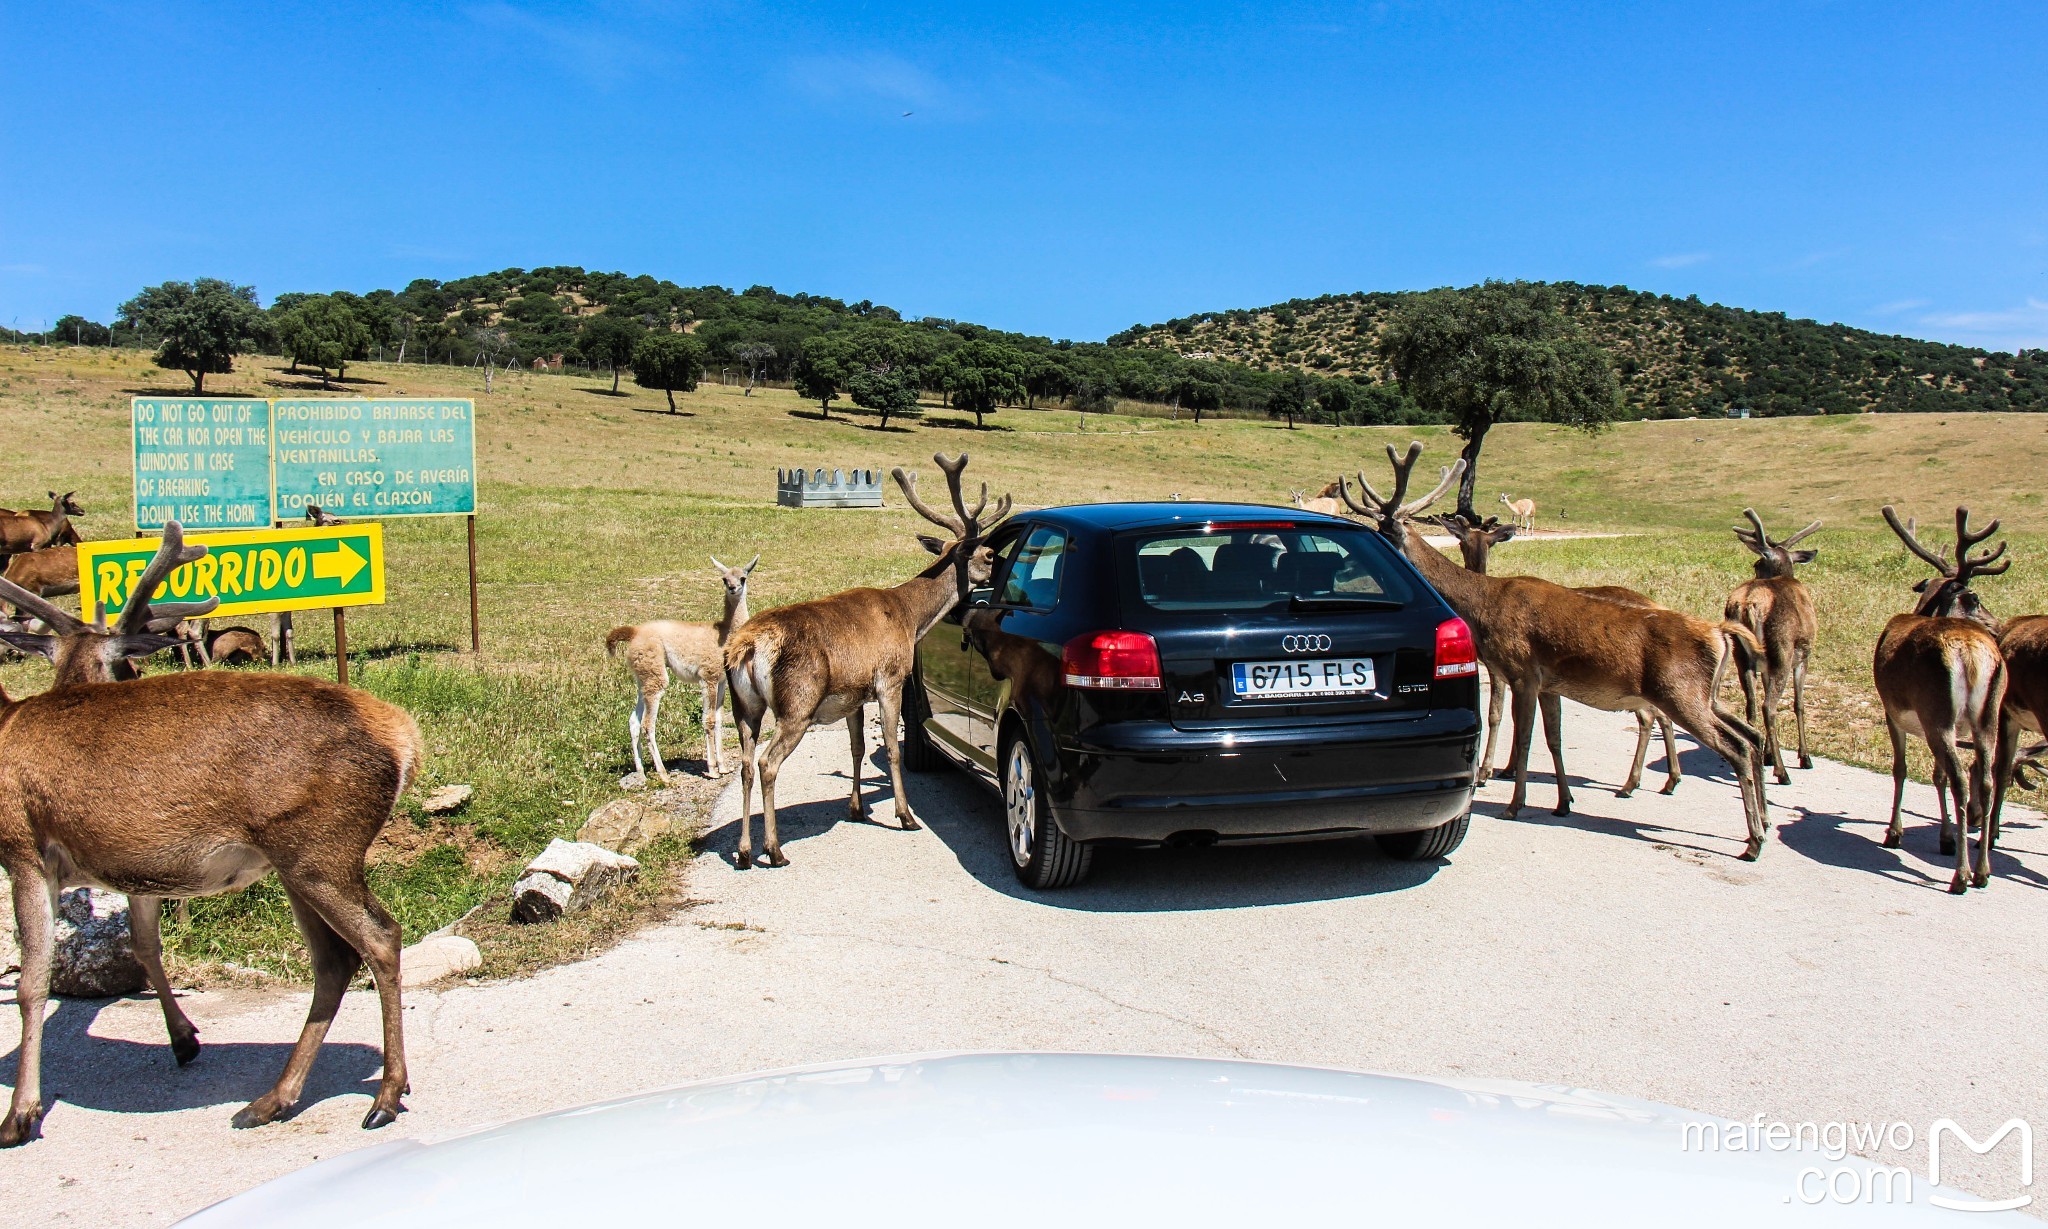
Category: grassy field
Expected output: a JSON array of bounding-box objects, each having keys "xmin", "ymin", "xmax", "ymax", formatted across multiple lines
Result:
[{"xmin": 5, "ymin": 343, "xmax": 2047, "ymax": 977}]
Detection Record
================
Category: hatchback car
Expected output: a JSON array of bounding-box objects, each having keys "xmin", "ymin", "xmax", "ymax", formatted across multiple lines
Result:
[{"xmin": 905, "ymin": 502, "xmax": 1482, "ymax": 887}]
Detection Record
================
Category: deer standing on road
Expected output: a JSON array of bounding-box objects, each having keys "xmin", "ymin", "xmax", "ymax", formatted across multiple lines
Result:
[
  {"xmin": 0, "ymin": 522, "xmax": 424, "ymax": 1144},
  {"xmin": 1725, "ymin": 509, "xmax": 1821, "ymax": 784},
  {"xmin": 1430, "ymin": 512, "xmax": 1683, "ymax": 799},
  {"xmin": 1343, "ymin": 444, "xmax": 1769, "ymax": 857},
  {"xmin": 605, "ymin": 556, "xmax": 758, "ymax": 782},
  {"xmin": 1498, "ymin": 492, "xmax": 1536, "ymax": 532},
  {"xmin": 1874, "ymin": 507, "xmax": 2007, "ymax": 893},
  {"xmin": 724, "ymin": 453, "xmax": 1009, "ymax": 868}
]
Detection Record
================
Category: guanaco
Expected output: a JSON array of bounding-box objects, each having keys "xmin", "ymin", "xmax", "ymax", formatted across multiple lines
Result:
[{"xmin": 606, "ymin": 556, "xmax": 758, "ymax": 781}]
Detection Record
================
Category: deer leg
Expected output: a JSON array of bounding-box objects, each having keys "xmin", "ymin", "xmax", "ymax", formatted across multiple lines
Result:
[
  {"xmin": 1927, "ymin": 735, "xmax": 1971, "ymax": 894},
  {"xmin": 1539, "ymin": 691, "xmax": 1572, "ymax": 816},
  {"xmin": 1793, "ymin": 650, "xmax": 1813, "ymax": 769},
  {"xmin": 2, "ymin": 858, "xmax": 54, "ymax": 1147},
  {"xmin": 756, "ymin": 720, "xmax": 808, "ymax": 868},
  {"xmin": 1670, "ymin": 697, "xmax": 1766, "ymax": 859},
  {"xmin": 1934, "ymin": 759, "xmax": 1956, "ymax": 857},
  {"xmin": 1479, "ymin": 672, "xmax": 1507, "ymax": 783},
  {"xmin": 1882, "ymin": 718, "xmax": 1910, "ymax": 848},
  {"xmin": 1969, "ymin": 735, "xmax": 1996, "ymax": 890},
  {"xmin": 1619, "ymin": 710, "xmax": 1653, "ymax": 798},
  {"xmin": 286, "ymin": 869, "xmax": 408, "ymax": 1129},
  {"xmin": 627, "ymin": 694, "xmax": 648, "ymax": 779},
  {"xmin": 733, "ymin": 703, "xmax": 760, "ymax": 867},
  {"xmin": 644, "ymin": 685, "xmax": 670, "ymax": 783},
  {"xmin": 128, "ymin": 895, "xmax": 199, "ymax": 1065},
  {"xmin": 232, "ymin": 887, "xmax": 362, "ymax": 1129},
  {"xmin": 876, "ymin": 678, "xmax": 920, "ymax": 830},
  {"xmin": 1659, "ymin": 717, "xmax": 1683, "ymax": 794},
  {"xmin": 704, "ymin": 678, "xmax": 725, "ymax": 777},
  {"xmin": 1502, "ymin": 683, "xmax": 1539, "ymax": 819},
  {"xmin": 1761, "ymin": 660, "xmax": 1789, "ymax": 786},
  {"xmin": 845, "ymin": 707, "xmax": 868, "ymax": 822}
]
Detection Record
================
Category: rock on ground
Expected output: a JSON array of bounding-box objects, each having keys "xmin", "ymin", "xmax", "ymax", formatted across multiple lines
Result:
[
  {"xmin": 421, "ymin": 784, "xmax": 473, "ymax": 815},
  {"xmin": 511, "ymin": 840, "xmax": 641, "ymax": 923},
  {"xmin": 52, "ymin": 888, "xmax": 147, "ymax": 998},
  {"xmin": 578, "ymin": 798, "xmax": 675, "ymax": 854},
  {"xmin": 400, "ymin": 935, "xmax": 482, "ymax": 988}
]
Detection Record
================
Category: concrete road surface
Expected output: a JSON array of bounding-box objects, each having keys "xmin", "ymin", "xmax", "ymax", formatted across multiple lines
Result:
[{"xmin": 6, "ymin": 700, "xmax": 2047, "ymax": 1222}]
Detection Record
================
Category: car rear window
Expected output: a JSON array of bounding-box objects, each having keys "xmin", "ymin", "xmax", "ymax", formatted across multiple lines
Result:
[{"xmin": 1124, "ymin": 523, "xmax": 1415, "ymax": 613}]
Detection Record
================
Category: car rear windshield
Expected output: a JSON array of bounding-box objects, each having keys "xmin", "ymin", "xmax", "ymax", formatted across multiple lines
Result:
[{"xmin": 1123, "ymin": 522, "xmax": 1416, "ymax": 614}]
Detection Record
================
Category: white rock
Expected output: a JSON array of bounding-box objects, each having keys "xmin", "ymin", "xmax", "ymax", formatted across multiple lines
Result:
[
  {"xmin": 421, "ymin": 784, "xmax": 473, "ymax": 814},
  {"xmin": 52, "ymin": 889, "xmax": 147, "ymax": 998},
  {"xmin": 578, "ymin": 798, "xmax": 674, "ymax": 854},
  {"xmin": 510, "ymin": 839, "xmax": 640, "ymax": 924},
  {"xmin": 400, "ymin": 934, "xmax": 482, "ymax": 988}
]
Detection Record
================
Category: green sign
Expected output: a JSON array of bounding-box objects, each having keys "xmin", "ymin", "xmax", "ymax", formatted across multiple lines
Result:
[
  {"xmin": 77, "ymin": 524, "xmax": 387, "ymax": 619},
  {"xmin": 131, "ymin": 398, "xmax": 274, "ymax": 530},
  {"xmin": 272, "ymin": 399, "xmax": 477, "ymax": 519}
]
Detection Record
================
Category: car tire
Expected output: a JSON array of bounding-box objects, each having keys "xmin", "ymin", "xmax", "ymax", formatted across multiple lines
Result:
[
  {"xmin": 1003, "ymin": 732, "xmax": 1092, "ymax": 889},
  {"xmin": 901, "ymin": 676, "xmax": 942, "ymax": 773},
  {"xmin": 1375, "ymin": 811, "xmax": 1470, "ymax": 861}
]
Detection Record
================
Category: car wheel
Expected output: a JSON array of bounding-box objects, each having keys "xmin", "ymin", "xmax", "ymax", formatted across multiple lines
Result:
[
  {"xmin": 1003, "ymin": 733, "xmax": 1092, "ymax": 889},
  {"xmin": 901, "ymin": 676, "xmax": 942, "ymax": 773},
  {"xmin": 1375, "ymin": 812, "xmax": 1470, "ymax": 861}
]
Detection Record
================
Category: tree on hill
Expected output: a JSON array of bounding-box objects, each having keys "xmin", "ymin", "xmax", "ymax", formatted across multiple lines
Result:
[
  {"xmin": 792, "ymin": 334, "xmax": 851, "ymax": 415},
  {"xmin": 936, "ymin": 340, "xmax": 1030, "ymax": 428},
  {"xmin": 633, "ymin": 331, "xmax": 707, "ymax": 413},
  {"xmin": 843, "ymin": 329, "xmax": 936, "ymax": 428},
  {"xmin": 1264, "ymin": 371, "xmax": 1319, "ymax": 429},
  {"xmin": 733, "ymin": 342, "xmax": 777, "ymax": 395},
  {"xmin": 1378, "ymin": 280, "xmax": 1619, "ymax": 517},
  {"xmin": 577, "ymin": 314, "xmax": 644, "ymax": 393},
  {"xmin": 275, "ymin": 296, "xmax": 372, "ymax": 389},
  {"xmin": 120, "ymin": 278, "xmax": 265, "ymax": 394},
  {"xmin": 51, "ymin": 315, "xmax": 112, "ymax": 346}
]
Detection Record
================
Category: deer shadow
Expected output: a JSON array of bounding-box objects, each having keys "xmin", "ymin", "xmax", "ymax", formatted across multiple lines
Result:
[
  {"xmin": 700, "ymin": 789, "xmax": 887, "ymax": 869},
  {"xmin": 895, "ymin": 751, "xmax": 1444, "ymax": 911},
  {"xmin": 1776, "ymin": 803, "xmax": 2048, "ymax": 892},
  {"xmin": 0, "ymin": 993, "xmax": 385, "ymax": 1120}
]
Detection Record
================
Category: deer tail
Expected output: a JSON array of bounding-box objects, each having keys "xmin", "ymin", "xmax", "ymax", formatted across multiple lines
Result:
[{"xmin": 605, "ymin": 625, "xmax": 637, "ymax": 656}]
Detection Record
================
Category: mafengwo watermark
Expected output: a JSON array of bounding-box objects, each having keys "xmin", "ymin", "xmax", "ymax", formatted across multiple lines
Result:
[{"xmin": 1680, "ymin": 1116, "xmax": 2032, "ymax": 1211}]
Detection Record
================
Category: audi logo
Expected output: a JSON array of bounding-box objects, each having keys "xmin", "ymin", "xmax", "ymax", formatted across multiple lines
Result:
[{"xmin": 1281, "ymin": 634, "xmax": 1333, "ymax": 654}]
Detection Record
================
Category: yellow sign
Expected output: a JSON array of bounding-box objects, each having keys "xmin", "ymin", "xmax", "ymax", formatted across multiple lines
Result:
[{"xmin": 77, "ymin": 524, "xmax": 387, "ymax": 620}]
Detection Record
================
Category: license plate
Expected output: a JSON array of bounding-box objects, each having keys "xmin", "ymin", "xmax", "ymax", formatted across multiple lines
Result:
[{"xmin": 1231, "ymin": 657, "xmax": 1376, "ymax": 699}]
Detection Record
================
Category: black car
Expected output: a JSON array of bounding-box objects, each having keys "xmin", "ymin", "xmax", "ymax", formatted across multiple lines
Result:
[{"xmin": 905, "ymin": 502, "xmax": 1483, "ymax": 888}]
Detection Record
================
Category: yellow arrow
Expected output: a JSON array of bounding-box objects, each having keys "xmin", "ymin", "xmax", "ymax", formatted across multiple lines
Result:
[{"xmin": 312, "ymin": 539, "xmax": 367, "ymax": 587}]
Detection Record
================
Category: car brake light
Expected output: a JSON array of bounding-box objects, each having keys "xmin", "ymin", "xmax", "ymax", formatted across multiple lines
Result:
[
  {"xmin": 1062, "ymin": 630, "xmax": 1163, "ymax": 689},
  {"xmin": 1434, "ymin": 617, "xmax": 1479, "ymax": 679}
]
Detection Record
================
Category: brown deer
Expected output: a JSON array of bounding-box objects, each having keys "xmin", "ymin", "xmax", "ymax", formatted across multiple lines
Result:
[
  {"xmin": 1874, "ymin": 507, "xmax": 2007, "ymax": 893},
  {"xmin": 0, "ymin": 523, "xmax": 424, "ymax": 1144},
  {"xmin": 604, "ymin": 555, "xmax": 758, "ymax": 782},
  {"xmin": 1429, "ymin": 513, "xmax": 1682, "ymax": 799},
  {"xmin": 1342, "ymin": 443, "xmax": 1769, "ymax": 857},
  {"xmin": 1289, "ymin": 481, "xmax": 1345, "ymax": 516},
  {"xmin": 203, "ymin": 625, "xmax": 269, "ymax": 665},
  {"xmin": 304, "ymin": 504, "xmax": 344, "ymax": 527},
  {"xmin": 0, "ymin": 492, "xmax": 84, "ymax": 557},
  {"xmin": 724, "ymin": 453, "xmax": 1009, "ymax": 867},
  {"xmin": 1, "ymin": 543, "xmax": 80, "ymax": 609},
  {"xmin": 1992, "ymin": 617, "xmax": 2048, "ymax": 842},
  {"xmin": 1725, "ymin": 509, "xmax": 1821, "ymax": 784},
  {"xmin": 1498, "ymin": 492, "xmax": 1536, "ymax": 532}
]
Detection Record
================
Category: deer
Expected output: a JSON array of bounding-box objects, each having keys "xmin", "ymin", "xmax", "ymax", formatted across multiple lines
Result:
[
  {"xmin": 1290, "ymin": 481, "xmax": 1345, "ymax": 516},
  {"xmin": 0, "ymin": 491, "xmax": 84, "ymax": 558},
  {"xmin": 1873, "ymin": 507, "xmax": 2007, "ymax": 893},
  {"xmin": 1, "ymin": 543, "xmax": 80, "ymax": 610},
  {"xmin": 1428, "ymin": 513, "xmax": 1683, "ymax": 800},
  {"xmin": 304, "ymin": 504, "xmax": 344, "ymax": 527},
  {"xmin": 1992, "ymin": 617, "xmax": 2048, "ymax": 843},
  {"xmin": 0, "ymin": 522, "xmax": 424, "ymax": 1145},
  {"xmin": 724, "ymin": 453, "xmax": 1009, "ymax": 868},
  {"xmin": 1342, "ymin": 443, "xmax": 1770, "ymax": 858},
  {"xmin": 1725, "ymin": 509, "xmax": 1821, "ymax": 785},
  {"xmin": 1498, "ymin": 492, "xmax": 1536, "ymax": 533},
  {"xmin": 604, "ymin": 555, "xmax": 758, "ymax": 782}
]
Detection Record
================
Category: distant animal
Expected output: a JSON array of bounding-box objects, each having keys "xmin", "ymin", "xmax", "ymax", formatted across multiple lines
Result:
[
  {"xmin": 304, "ymin": 504, "xmax": 344, "ymax": 527},
  {"xmin": 1725, "ymin": 509, "xmax": 1822, "ymax": 785},
  {"xmin": 1290, "ymin": 480, "xmax": 1345, "ymax": 516},
  {"xmin": 1498, "ymin": 492, "xmax": 1536, "ymax": 532},
  {"xmin": 1, "ymin": 543, "xmax": 79, "ymax": 610},
  {"xmin": 606, "ymin": 556, "xmax": 758, "ymax": 782},
  {"xmin": 0, "ymin": 492, "xmax": 84, "ymax": 557},
  {"xmin": 200, "ymin": 624, "xmax": 268, "ymax": 665}
]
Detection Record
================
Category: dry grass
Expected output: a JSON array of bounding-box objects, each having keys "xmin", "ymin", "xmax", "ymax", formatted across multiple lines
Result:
[{"xmin": 5, "ymin": 342, "xmax": 2047, "ymax": 976}]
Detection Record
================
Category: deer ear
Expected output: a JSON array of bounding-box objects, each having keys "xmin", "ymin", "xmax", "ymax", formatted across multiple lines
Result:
[
  {"xmin": 1491, "ymin": 525, "xmax": 1518, "ymax": 544},
  {"xmin": 1787, "ymin": 549, "xmax": 1817, "ymax": 564},
  {"xmin": 0, "ymin": 628, "xmax": 57, "ymax": 660},
  {"xmin": 917, "ymin": 535, "xmax": 947, "ymax": 556}
]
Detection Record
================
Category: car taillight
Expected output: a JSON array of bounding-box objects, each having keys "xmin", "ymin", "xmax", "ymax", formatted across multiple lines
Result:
[
  {"xmin": 1434, "ymin": 617, "xmax": 1479, "ymax": 679},
  {"xmin": 1062, "ymin": 630, "xmax": 1162, "ymax": 690}
]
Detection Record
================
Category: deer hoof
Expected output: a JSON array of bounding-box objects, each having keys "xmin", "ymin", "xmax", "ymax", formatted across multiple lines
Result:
[
  {"xmin": 1774, "ymin": 771, "xmax": 1791, "ymax": 787},
  {"xmin": 172, "ymin": 1033, "xmax": 201, "ymax": 1067},
  {"xmin": 1740, "ymin": 841, "xmax": 1763, "ymax": 862},
  {"xmin": 0, "ymin": 1105, "xmax": 43, "ymax": 1148},
  {"xmin": 900, "ymin": 814, "xmax": 923, "ymax": 831},
  {"xmin": 1799, "ymin": 756, "xmax": 1814, "ymax": 770},
  {"xmin": 1659, "ymin": 780, "xmax": 1679, "ymax": 795},
  {"xmin": 765, "ymin": 850, "xmax": 790, "ymax": 868},
  {"xmin": 733, "ymin": 852, "xmax": 752, "ymax": 870},
  {"xmin": 232, "ymin": 1098, "xmax": 287, "ymax": 1130},
  {"xmin": 361, "ymin": 1104, "xmax": 403, "ymax": 1131},
  {"xmin": 1615, "ymin": 788, "xmax": 1635, "ymax": 799},
  {"xmin": 1948, "ymin": 879, "xmax": 1968, "ymax": 896}
]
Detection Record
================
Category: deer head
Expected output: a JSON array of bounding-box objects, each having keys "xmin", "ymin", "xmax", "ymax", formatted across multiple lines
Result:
[
  {"xmin": 892, "ymin": 452, "xmax": 1012, "ymax": 600},
  {"xmin": 51, "ymin": 490, "xmax": 86, "ymax": 518},
  {"xmin": 711, "ymin": 554, "xmax": 759, "ymax": 609},
  {"xmin": 1289, "ymin": 490, "xmax": 1306, "ymax": 507},
  {"xmin": 1733, "ymin": 508, "xmax": 1821, "ymax": 579},
  {"xmin": 1427, "ymin": 512, "xmax": 1517, "ymax": 573},
  {"xmin": 0, "ymin": 520, "xmax": 220, "ymax": 684},
  {"xmin": 1882, "ymin": 505, "xmax": 2008, "ymax": 627},
  {"xmin": 1339, "ymin": 441, "xmax": 1466, "ymax": 551}
]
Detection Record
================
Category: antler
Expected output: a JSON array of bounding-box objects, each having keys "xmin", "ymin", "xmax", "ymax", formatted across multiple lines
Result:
[
  {"xmin": 1882, "ymin": 506, "xmax": 1954, "ymax": 576},
  {"xmin": 1951, "ymin": 507, "xmax": 2010, "ymax": 584},
  {"xmin": 1778, "ymin": 518, "xmax": 1823, "ymax": 547},
  {"xmin": 892, "ymin": 453, "xmax": 1011, "ymax": 540},
  {"xmin": 1338, "ymin": 442, "xmax": 1464, "ymax": 521},
  {"xmin": 116, "ymin": 522, "xmax": 220, "ymax": 633},
  {"xmin": 1733, "ymin": 507, "xmax": 1772, "ymax": 553},
  {"xmin": 0, "ymin": 575, "xmax": 86, "ymax": 635}
]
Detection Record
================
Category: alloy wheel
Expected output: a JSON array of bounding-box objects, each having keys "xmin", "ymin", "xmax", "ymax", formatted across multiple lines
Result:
[{"xmin": 1005, "ymin": 741, "xmax": 1036, "ymax": 867}]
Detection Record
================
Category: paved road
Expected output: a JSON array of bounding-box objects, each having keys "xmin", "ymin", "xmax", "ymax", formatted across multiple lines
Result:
[{"xmin": 6, "ymin": 701, "xmax": 2047, "ymax": 1223}]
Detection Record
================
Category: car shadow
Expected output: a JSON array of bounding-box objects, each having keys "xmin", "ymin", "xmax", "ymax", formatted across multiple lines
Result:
[
  {"xmin": 0, "ymin": 994, "xmax": 386, "ymax": 1120},
  {"xmin": 896, "ymin": 756, "xmax": 1445, "ymax": 912}
]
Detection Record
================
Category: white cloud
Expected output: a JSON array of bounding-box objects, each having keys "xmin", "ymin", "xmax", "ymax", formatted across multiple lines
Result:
[
  {"xmin": 1915, "ymin": 299, "xmax": 2048, "ymax": 351},
  {"xmin": 1871, "ymin": 298, "xmax": 1931, "ymax": 315},
  {"xmin": 1648, "ymin": 252, "xmax": 1710, "ymax": 269},
  {"xmin": 464, "ymin": 4, "xmax": 658, "ymax": 86},
  {"xmin": 785, "ymin": 52, "xmax": 951, "ymax": 111}
]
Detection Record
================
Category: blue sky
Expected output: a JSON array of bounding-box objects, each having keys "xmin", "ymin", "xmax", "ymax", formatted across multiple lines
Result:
[{"xmin": 3, "ymin": 1, "xmax": 2044, "ymax": 349}]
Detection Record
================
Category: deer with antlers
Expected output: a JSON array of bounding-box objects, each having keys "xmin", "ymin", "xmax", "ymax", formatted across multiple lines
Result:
[
  {"xmin": 1342, "ymin": 444, "xmax": 1770, "ymax": 856},
  {"xmin": 1874, "ymin": 507, "xmax": 2008, "ymax": 893},
  {"xmin": 724, "ymin": 453, "xmax": 1008, "ymax": 868},
  {"xmin": 605, "ymin": 556, "xmax": 758, "ymax": 782},
  {"xmin": 1725, "ymin": 509, "xmax": 1821, "ymax": 785},
  {"xmin": 0, "ymin": 523, "xmax": 423, "ymax": 1145},
  {"xmin": 1428, "ymin": 513, "xmax": 1685, "ymax": 800}
]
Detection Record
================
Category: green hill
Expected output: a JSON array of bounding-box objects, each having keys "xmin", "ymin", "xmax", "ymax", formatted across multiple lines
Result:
[{"xmin": 1108, "ymin": 283, "xmax": 2048, "ymax": 418}]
